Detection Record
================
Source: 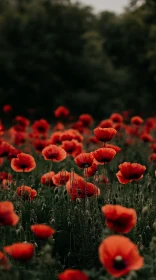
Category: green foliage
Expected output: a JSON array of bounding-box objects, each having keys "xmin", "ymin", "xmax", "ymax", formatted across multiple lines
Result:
[{"xmin": 0, "ymin": 0, "xmax": 155, "ymax": 118}]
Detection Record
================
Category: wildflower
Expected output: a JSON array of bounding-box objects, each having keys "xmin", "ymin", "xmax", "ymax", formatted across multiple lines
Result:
[
  {"xmin": 32, "ymin": 119, "xmax": 50, "ymax": 134},
  {"xmin": 11, "ymin": 153, "xmax": 36, "ymax": 172},
  {"xmin": 66, "ymin": 178, "xmax": 100, "ymax": 200},
  {"xmin": 99, "ymin": 235, "xmax": 144, "ymax": 278},
  {"xmin": 116, "ymin": 162, "xmax": 146, "ymax": 184},
  {"xmin": 31, "ymin": 224, "xmax": 55, "ymax": 239},
  {"xmin": 16, "ymin": 186, "xmax": 37, "ymax": 200},
  {"xmin": 42, "ymin": 145, "xmax": 66, "ymax": 162},
  {"xmin": 0, "ymin": 201, "xmax": 19, "ymax": 226},
  {"xmin": 74, "ymin": 153, "xmax": 94, "ymax": 168},
  {"xmin": 110, "ymin": 113, "xmax": 123, "ymax": 123},
  {"xmin": 102, "ymin": 205, "xmax": 137, "ymax": 233},
  {"xmin": 79, "ymin": 114, "xmax": 93, "ymax": 127},
  {"xmin": 41, "ymin": 171, "xmax": 56, "ymax": 187},
  {"xmin": 58, "ymin": 269, "xmax": 89, "ymax": 280},
  {"xmin": 94, "ymin": 127, "xmax": 117, "ymax": 142},
  {"xmin": 93, "ymin": 148, "xmax": 116, "ymax": 164},
  {"xmin": 4, "ymin": 243, "xmax": 34, "ymax": 261},
  {"xmin": 131, "ymin": 116, "xmax": 143, "ymax": 125},
  {"xmin": 54, "ymin": 106, "xmax": 69, "ymax": 118}
]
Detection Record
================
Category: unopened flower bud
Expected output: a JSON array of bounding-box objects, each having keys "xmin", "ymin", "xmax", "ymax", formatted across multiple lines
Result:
[
  {"xmin": 142, "ymin": 206, "xmax": 148, "ymax": 216},
  {"xmin": 55, "ymin": 194, "xmax": 59, "ymax": 202}
]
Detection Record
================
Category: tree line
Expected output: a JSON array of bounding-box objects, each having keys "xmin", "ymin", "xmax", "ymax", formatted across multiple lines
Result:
[{"xmin": 0, "ymin": 0, "xmax": 155, "ymax": 119}]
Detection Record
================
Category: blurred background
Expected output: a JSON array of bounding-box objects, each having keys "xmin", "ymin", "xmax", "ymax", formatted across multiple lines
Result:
[{"xmin": 0, "ymin": 0, "xmax": 155, "ymax": 119}]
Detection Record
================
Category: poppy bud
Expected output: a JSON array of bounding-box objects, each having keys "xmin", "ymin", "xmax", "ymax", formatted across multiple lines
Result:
[
  {"xmin": 44, "ymin": 253, "xmax": 53, "ymax": 265},
  {"xmin": 55, "ymin": 195, "xmax": 59, "ymax": 202},
  {"xmin": 51, "ymin": 219, "xmax": 55, "ymax": 225},
  {"xmin": 42, "ymin": 244, "xmax": 51, "ymax": 253},
  {"xmin": 146, "ymin": 225, "xmax": 150, "ymax": 231},
  {"xmin": 142, "ymin": 206, "xmax": 148, "ymax": 216},
  {"xmin": 153, "ymin": 222, "xmax": 156, "ymax": 231},
  {"xmin": 74, "ymin": 206, "xmax": 78, "ymax": 212},
  {"xmin": 76, "ymin": 198, "xmax": 81, "ymax": 204},
  {"xmin": 85, "ymin": 210, "xmax": 90, "ymax": 216},
  {"xmin": 16, "ymin": 229, "xmax": 21, "ymax": 235},
  {"xmin": 147, "ymin": 183, "xmax": 151, "ymax": 192},
  {"xmin": 126, "ymin": 271, "xmax": 137, "ymax": 280},
  {"xmin": 150, "ymin": 237, "xmax": 156, "ymax": 252}
]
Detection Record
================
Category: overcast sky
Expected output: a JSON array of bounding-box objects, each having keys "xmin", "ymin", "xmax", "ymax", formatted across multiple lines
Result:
[{"xmin": 72, "ymin": 0, "xmax": 129, "ymax": 13}]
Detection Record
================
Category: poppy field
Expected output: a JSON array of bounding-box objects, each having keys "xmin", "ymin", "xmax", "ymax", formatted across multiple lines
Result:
[{"xmin": 0, "ymin": 105, "xmax": 156, "ymax": 280}]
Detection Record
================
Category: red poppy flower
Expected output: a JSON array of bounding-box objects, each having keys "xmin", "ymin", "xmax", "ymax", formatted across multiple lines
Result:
[
  {"xmin": 94, "ymin": 127, "xmax": 117, "ymax": 142},
  {"xmin": 149, "ymin": 153, "xmax": 156, "ymax": 162},
  {"xmin": 0, "ymin": 251, "xmax": 10, "ymax": 269},
  {"xmin": 105, "ymin": 144, "xmax": 121, "ymax": 153},
  {"xmin": 0, "ymin": 141, "xmax": 14, "ymax": 158},
  {"xmin": 53, "ymin": 171, "xmax": 70, "ymax": 186},
  {"xmin": 102, "ymin": 205, "xmax": 137, "ymax": 233},
  {"xmin": 33, "ymin": 139, "xmax": 49, "ymax": 153},
  {"xmin": 8, "ymin": 148, "xmax": 21, "ymax": 160},
  {"xmin": 16, "ymin": 186, "xmax": 37, "ymax": 200},
  {"xmin": 31, "ymin": 224, "xmax": 55, "ymax": 239},
  {"xmin": 140, "ymin": 133, "xmax": 153, "ymax": 142},
  {"xmin": 14, "ymin": 116, "xmax": 29, "ymax": 130},
  {"xmin": 98, "ymin": 119, "xmax": 113, "ymax": 128},
  {"xmin": 72, "ymin": 130, "xmax": 83, "ymax": 142},
  {"xmin": 98, "ymin": 235, "xmax": 144, "ymax": 278},
  {"xmin": 66, "ymin": 178, "xmax": 100, "ymax": 200},
  {"xmin": 11, "ymin": 153, "xmax": 36, "ymax": 172},
  {"xmin": 42, "ymin": 145, "xmax": 66, "ymax": 162},
  {"xmin": 0, "ymin": 201, "xmax": 19, "ymax": 226},
  {"xmin": 0, "ymin": 122, "xmax": 5, "ymax": 136},
  {"xmin": 54, "ymin": 106, "xmax": 69, "ymax": 118},
  {"xmin": 131, "ymin": 116, "xmax": 144, "ymax": 126},
  {"xmin": 4, "ymin": 243, "xmax": 34, "ymax": 261},
  {"xmin": 146, "ymin": 117, "xmax": 156, "ymax": 129},
  {"xmin": 113, "ymin": 122, "xmax": 124, "ymax": 131},
  {"xmin": 101, "ymin": 175, "xmax": 109, "ymax": 184},
  {"xmin": 89, "ymin": 136, "xmax": 99, "ymax": 144},
  {"xmin": 41, "ymin": 171, "xmax": 56, "ymax": 187},
  {"xmin": 58, "ymin": 269, "xmax": 89, "ymax": 280},
  {"xmin": 53, "ymin": 122, "xmax": 65, "ymax": 131},
  {"xmin": 151, "ymin": 143, "xmax": 156, "ymax": 153},
  {"xmin": 116, "ymin": 162, "xmax": 146, "ymax": 184},
  {"xmin": 32, "ymin": 119, "xmax": 50, "ymax": 134},
  {"xmin": 61, "ymin": 129, "xmax": 83, "ymax": 143},
  {"xmin": 72, "ymin": 120, "xmax": 83, "ymax": 131},
  {"xmin": 74, "ymin": 152, "xmax": 94, "ymax": 168},
  {"xmin": 0, "ymin": 172, "xmax": 12, "ymax": 182},
  {"xmin": 1, "ymin": 178, "xmax": 15, "ymax": 190},
  {"xmin": 0, "ymin": 158, "xmax": 3, "ymax": 166},
  {"xmin": 110, "ymin": 113, "xmax": 123, "ymax": 123},
  {"xmin": 3, "ymin": 104, "xmax": 12, "ymax": 113},
  {"xmin": 93, "ymin": 148, "xmax": 116, "ymax": 164},
  {"xmin": 62, "ymin": 140, "xmax": 82, "ymax": 157},
  {"xmin": 13, "ymin": 132, "xmax": 27, "ymax": 146},
  {"xmin": 51, "ymin": 131, "xmax": 62, "ymax": 145},
  {"xmin": 84, "ymin": 162, "xmax": 98, "ymax": 177},
  {"xmin": 79, "ymin": 114, "xmax": 93, "ymax": 127}
]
